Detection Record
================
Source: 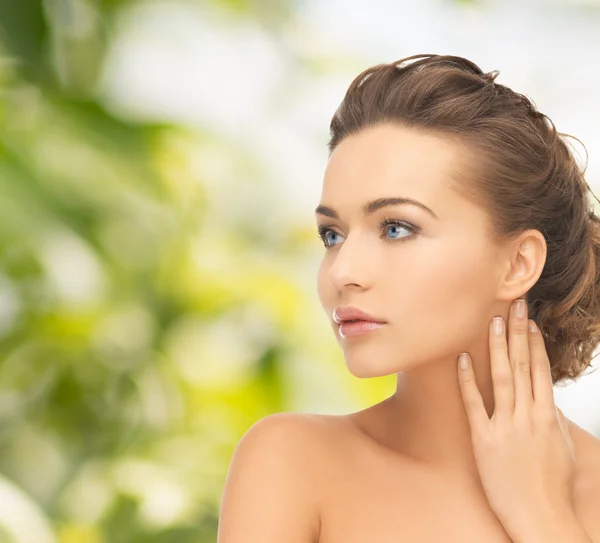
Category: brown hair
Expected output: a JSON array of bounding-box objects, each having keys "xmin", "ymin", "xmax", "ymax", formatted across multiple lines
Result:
[{"xmin": 328, "ymin": 53, "xmax": 600, "ymax": 384}]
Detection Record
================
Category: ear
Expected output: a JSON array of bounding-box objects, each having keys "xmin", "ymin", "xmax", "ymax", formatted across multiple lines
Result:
[{"xmin": 497, "ymin": 229, "xmax": 547, "ymax": 301}]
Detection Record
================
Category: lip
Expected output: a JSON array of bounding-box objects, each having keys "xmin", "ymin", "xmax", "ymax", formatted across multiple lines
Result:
[
  {"xmin": 338, "ymin": 320, "xmax": 386, "ymax": 338},
  {"xmin": 332, "ymin": 306, "xmax": 387, "ymax": 325}
]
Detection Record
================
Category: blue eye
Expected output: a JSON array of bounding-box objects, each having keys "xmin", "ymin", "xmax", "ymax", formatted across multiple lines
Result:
[
  {"xmin": 317, "ymin": 217, "xmax": 420, "ymax": 249},
  {"xmin": 384, "ymin": 222, "xmax": 410, "ymax": 239},
  {"xmin": 323, "ymin": 230, "xmax": 341, "ymax": 246}
]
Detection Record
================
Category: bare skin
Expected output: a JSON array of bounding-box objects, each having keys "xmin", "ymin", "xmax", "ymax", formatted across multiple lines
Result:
[
  {"xmin": 302, "ymin": 407, "xmax": 600, "ymax": 543},
  {"xmin": 218, "ymin": 123, "xmax": 600, "ymax": 542}
]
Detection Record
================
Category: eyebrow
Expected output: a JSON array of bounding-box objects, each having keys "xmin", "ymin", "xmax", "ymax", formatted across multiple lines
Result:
[{"xmin": 315, "ymin": 197, "xmax": 439, "ymax": 220}]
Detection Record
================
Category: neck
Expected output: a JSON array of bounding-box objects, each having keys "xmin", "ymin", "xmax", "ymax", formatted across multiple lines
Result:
[{"xmin": 381, "ymin": 332, "xmax": 496, "ymax": 479}]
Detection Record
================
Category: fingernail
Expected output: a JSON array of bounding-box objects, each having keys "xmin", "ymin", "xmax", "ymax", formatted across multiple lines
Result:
[
  {"xmin": 529, "ymin": 320, "xmax": 538, "ymax": 333},
  {"xmin": 493, "ymin": 317, "xmax": 504, "ymax": 335},
  {"xmin": 459, "ymin": 353, "xmax": 469, "ymax": 370},
  {"xmin": 514, "ymin": 299, "xmax": 526, "ymax": 318}
]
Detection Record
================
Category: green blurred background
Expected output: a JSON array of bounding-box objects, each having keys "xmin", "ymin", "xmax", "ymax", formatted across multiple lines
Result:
[{"xmin": 1, "ymin": 0, "xmax": 599, "ymax": 541}]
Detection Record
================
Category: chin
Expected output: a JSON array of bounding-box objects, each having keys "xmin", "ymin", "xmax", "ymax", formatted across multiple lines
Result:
[
  {"xmin": 347, "ymin": 366, "xmax": 391, "ymax": 379},
  {"xmin": 344, "ymin": 356, "xmax": 404, "ymax": 379}
]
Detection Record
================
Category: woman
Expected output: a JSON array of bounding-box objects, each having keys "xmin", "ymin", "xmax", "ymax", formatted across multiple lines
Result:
[{"xmin": 217, "ymin": 54, "xmax": 600, "ymax": 542}]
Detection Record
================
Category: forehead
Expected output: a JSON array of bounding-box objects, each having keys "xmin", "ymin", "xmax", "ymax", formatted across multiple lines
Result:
[{"xmin": 322, "ymin": 124, "xmax": 473, "ymax": 220}]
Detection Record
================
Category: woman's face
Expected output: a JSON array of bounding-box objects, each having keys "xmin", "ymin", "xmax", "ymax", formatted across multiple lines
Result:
[{"xmin": 316, "ymin": 123, "xmax": 506, "ymax": 378}]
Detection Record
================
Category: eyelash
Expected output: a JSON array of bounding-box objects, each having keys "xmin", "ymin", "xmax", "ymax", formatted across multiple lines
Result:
[{"xmin": 317, "ymin": 216, "xmax": 421, "ymax": 249}]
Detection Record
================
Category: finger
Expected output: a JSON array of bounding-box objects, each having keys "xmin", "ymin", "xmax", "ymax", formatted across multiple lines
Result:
[
  {"xmin": 508, "ymin": 299, "xmax": 533, "ymax": 415},
  {"xmin": 528, "ymin": 319, "xmax": 555, "ymax": 411},
  {"xmin": 457, "ymin": 353, "xmax": 489, "ymax": 429},
  {"xmin": 489, "ymin": 316, "xmax": 514, "ymax": 420}
]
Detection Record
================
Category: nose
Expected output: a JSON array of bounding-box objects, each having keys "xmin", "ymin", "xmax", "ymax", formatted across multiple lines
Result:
[{"xmin": 327, "ymin": 233, "xmax": 375, "ymax": 290}]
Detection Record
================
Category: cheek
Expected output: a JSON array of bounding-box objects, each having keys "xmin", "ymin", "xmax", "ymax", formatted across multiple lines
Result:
[
  {"xmin": 384, "ymin": 242, "xmax": 492, "ymax": 306},
  {"xmin": 380, "ymin": 244, "xmax": 496, "ymax": 357},
  {"xmin": 407, "ymin": 246, "xmax": 497, "ymax": 349}
]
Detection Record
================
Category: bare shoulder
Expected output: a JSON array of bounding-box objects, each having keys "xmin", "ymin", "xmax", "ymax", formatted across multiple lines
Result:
[
  {"xmin": 248, "ymin": 410, "xmax": 342, "ymax": 434},
  {"xmin": 568, "ymin": 417, "xmax": 600, "ymax": 475},
  {"xmin": 217, "ymin": 412, "xmax": 345, "ymax": 543},
  {"xmin": 567, "ymin": 419, "xmax": 600, "ymax": 541},
  {"xmin": 237, "ymin": 411, "xmax": 349, "ymax": 455}
]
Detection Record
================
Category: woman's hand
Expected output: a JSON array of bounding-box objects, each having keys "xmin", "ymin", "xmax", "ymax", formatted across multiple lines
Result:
[{"xmin": 457, "ymin": 299, "xmax": 577, "ymax": 539}]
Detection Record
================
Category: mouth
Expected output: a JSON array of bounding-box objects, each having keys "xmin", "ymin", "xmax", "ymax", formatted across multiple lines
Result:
[
  {"xmin": 337, "ymin": 317, "xmax": 387, "ymax": 325},
  {"xmin": 338, "ymin": 318, "xmax": 385, "ymax": 325}
]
